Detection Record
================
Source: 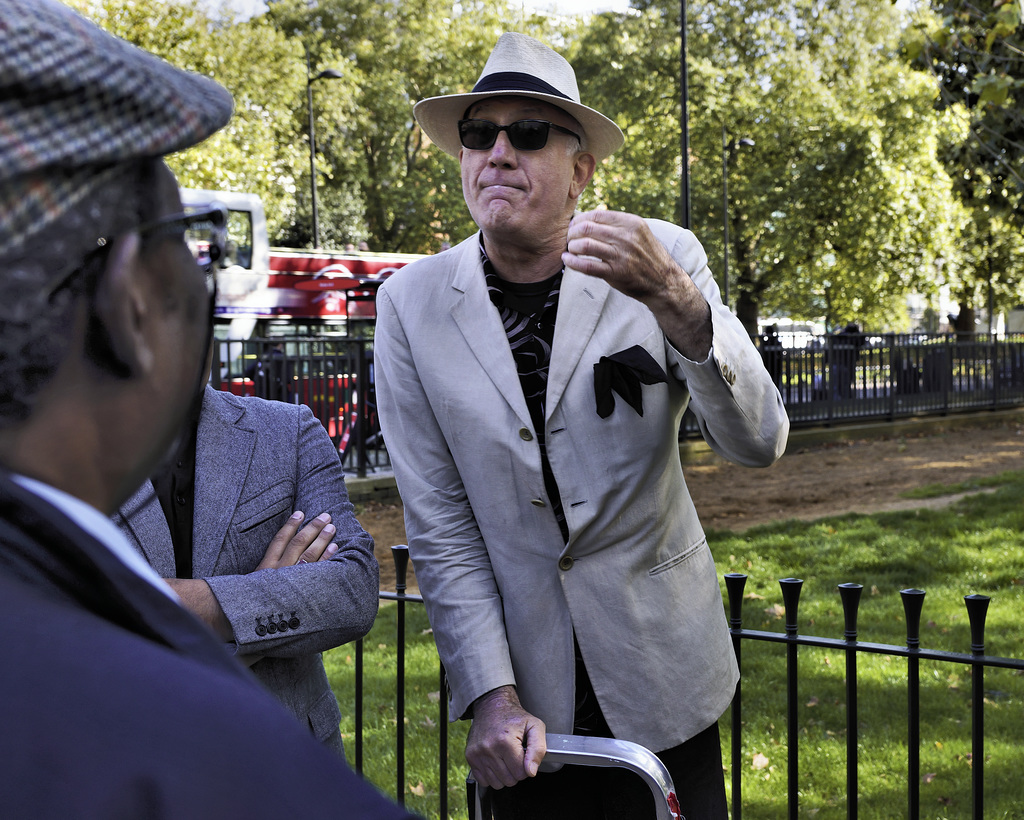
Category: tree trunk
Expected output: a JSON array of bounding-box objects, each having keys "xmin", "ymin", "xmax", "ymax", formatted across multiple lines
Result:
[
  {"xmin": 735, "ymin": 290, "xmax": 759, "ymax": 337},
  {"xmin": 955, "ymin": 301, "xmax": 976, "ymax": 341}
]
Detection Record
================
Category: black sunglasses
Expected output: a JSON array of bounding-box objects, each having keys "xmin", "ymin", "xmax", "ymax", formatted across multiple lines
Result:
[
  {"xmin": 458, "ymin": 119, "xmax": 581, "ymax": 152},
  {"xmin": 43, "ymin": 203, "xmax": 228, "ymax": 301}
]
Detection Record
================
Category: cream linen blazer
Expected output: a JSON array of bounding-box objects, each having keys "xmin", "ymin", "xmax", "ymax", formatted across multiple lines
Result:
[{"xmin": 375, "ymin": 220, "xmax": 788, "ymax": 753}]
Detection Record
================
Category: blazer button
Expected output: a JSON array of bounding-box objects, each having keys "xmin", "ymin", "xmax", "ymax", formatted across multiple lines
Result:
[
  {"xmin": 558, "ymin": 555, "xmax": 574, "ymax": 571},
  {"xmin": 530, "ymin": 498, "xmax": 546, "ymax": 508},
  {"xmin": 255, "ymin": 624, "xmax": 267, "ymax": 636},
  {"xmin": 519, "ymin": 427, "xmax": 534, "ymax": 441},
  {"xmin": 289, "ymin": 616, "xmax": 300, "ymax": 629}
]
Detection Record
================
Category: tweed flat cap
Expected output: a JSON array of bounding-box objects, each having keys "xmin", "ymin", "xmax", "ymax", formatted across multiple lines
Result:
[{"xmin": 0, "ymin": 0, "xmax": 233, "ymax": 258}]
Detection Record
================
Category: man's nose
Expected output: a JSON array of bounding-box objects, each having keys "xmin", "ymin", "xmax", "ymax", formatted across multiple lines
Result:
[{"xmin": 487, "ymin": 130, "xmax": 518, "ymax": 166}]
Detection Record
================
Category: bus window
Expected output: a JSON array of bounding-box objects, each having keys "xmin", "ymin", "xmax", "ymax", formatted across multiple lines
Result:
[{"xmin": 224, "ymin": 209, "xmax": 253, "ymax": 269}]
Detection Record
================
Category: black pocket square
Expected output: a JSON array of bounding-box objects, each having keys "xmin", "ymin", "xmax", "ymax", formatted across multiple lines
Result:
[{"xmin": 593, "ymin": 345, "xmax": 668, "ymax": 418}]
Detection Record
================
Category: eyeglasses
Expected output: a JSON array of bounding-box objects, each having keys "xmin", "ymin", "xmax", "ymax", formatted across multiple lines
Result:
[
  {"xmin": 457, "ymin": 119, "xmax": 581, "ymax": 152},
  {"xmin": 43, "ymin": 202, "xmax": 228, "ymax": 300},
  {"xmin": 133, "ymin": 203, "xmax": 228, "ymax": 288}
]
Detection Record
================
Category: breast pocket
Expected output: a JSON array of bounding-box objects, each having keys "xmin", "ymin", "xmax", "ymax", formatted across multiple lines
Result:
[{"xmin": 225, "ymin": 480, "xmax": 296, "ymax": 569}]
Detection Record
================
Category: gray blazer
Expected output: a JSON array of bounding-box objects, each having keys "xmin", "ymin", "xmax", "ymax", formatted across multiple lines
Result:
[
  {"xmin": 115, "ymin": 386, "xmax": 379, "ymax": 754},
  {"xmin": 375, "ymin": 221, "xmax": 789, "ymax": 754}
]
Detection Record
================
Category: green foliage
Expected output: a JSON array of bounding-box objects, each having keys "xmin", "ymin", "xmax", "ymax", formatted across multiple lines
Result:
[
  {"xmin": 64, "ymin": 0, "xmax": 308, "ymax": 242},
  {"xmin": 65, "ymin": 0, "xmax": 1016, "ymax": 329},
  {"xmin": 570, "ymin": 9, "xmax": 685, "ymax": 221},
  {"xmin": 265, "ymin": 0, "xmax": 561, "ymax": 252},
  {"xmin": 575, "ymin": 0, "xmax": 961, "ymax": 334},
  {"xmin": 904, "ymin": 0, "xmax": 1024, "ymax": 322}
]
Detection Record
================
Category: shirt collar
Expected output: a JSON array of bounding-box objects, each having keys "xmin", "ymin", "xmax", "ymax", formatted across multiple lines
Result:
[{"xmin": 10, "ymin": 474, "xmax": 179, "ymax": 601}]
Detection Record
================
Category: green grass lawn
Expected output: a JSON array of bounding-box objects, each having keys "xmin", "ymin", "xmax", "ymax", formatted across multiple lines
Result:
[{"xmin": 326, "ymin": 471, "xmax": 1024, "ymax": 819}]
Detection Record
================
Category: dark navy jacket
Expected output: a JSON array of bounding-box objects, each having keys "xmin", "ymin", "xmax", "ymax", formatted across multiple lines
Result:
[{"xmin": 0, "ymin": 472, "xmax": 418, "ymax": 819}]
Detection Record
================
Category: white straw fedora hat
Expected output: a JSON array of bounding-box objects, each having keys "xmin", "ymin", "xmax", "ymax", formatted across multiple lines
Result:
[{"xmin": 414, "ymin": 32, "xmax": 624, "ymax": 162}]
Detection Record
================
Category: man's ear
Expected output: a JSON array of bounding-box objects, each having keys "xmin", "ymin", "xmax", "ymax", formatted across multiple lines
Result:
[
  {"xmin": 570, "ymin": 152, "xmax": 597, "ymax": 200},
  {"xmin": 88, "ymin": 234, "xmax": 153, "ymax": 379}
]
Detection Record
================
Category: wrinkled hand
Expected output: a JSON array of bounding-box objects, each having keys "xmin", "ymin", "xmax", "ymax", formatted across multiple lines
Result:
[
  {"xmin": 466, "ymin": 686, "xmax": 547, "ymax": 790},
  {"xmin": 564, "ymin": 210, "xmax": 712, "ymax": 360},
  {"xmin": 564, "ymin": 210, "xmax": 683, "ymax": 301},
  {"xmin": 256, "ymin": 511, "xmax": 339, "ymax": 570}
]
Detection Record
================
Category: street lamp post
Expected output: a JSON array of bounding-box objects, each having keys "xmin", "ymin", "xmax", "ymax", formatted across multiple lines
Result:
[
  {"xmin": 721, "ymin": 126, "xmax": 754, "ymax": 310},
  {"xmin": 680, "ymin": 0, "xmax": 690, "ymax": 230},
  {"xmin": 307, "ymin": 55, "xmax": 343, "ymax": 249}
]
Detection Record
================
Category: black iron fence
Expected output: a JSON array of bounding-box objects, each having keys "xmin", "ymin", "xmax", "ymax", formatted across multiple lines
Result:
[
  {"xmin": 210, "ymin": 333, "xmax": 1024, "ymax": 465},
  {"xmin": 209, "ymin": 336, "xmax": 387, "ymax": 478},
  {"xmin": 704, "ymin": 331, "xmax": 1024, "ymax": 435},
  {"xmin": 347, "ymin": 549, "xmax": 1024, "ymax": 819},
  {"xmin": 722, "ymin": 574, "xmax": 1024, "ymax": 820}
]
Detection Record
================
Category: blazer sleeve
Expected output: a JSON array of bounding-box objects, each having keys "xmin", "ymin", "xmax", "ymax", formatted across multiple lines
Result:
[
  {"xmin": 374, "ymin": 281, "xmax": 517, "ymax": 720},
  {"xmin": 652, "ymin": 221, "xmax": 789, "ymax": 467},
  {"xmin": 203, "ymin": 404, "xmax": 380, "ymax": 657}
]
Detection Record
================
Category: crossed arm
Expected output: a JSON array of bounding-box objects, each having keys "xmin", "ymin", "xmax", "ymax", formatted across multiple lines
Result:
[{"xmin": 166, "ymin": 510, "xmax": 341, "ymax": 642}]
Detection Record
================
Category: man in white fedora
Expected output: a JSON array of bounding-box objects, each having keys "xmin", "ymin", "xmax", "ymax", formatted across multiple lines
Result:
[{"xmin": 375, "ymin": 31, "xmax": 789, "ymax": 818}]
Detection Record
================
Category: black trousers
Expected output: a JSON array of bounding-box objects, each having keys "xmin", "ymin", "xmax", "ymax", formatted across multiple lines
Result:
[{"xmin": 488, "ymin": 721, "xmax": 729, "ymax": 820}]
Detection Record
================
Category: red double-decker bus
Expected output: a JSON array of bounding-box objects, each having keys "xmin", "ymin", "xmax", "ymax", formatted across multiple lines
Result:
[{"xmin": 182, "ymin": 188, "xmax": 424, "ymax": 339}]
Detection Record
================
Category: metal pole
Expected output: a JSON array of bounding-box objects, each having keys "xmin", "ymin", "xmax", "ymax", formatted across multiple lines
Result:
[
  {"xmin": 680, "ymin": 0, "xmax": 690, "ymax": 229},
  {"xmin": 307, "ymin": 54, "xmax": 320, "ymax": 249},
  {"xmin": 722, "ymin": 125, "xmax": 730, "ymax": 308}
]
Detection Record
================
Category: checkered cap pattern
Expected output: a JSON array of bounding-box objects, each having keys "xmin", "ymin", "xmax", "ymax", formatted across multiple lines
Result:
[{"xmin": 0, "ymin": 0, "xmax": 233, "ymax": 257}]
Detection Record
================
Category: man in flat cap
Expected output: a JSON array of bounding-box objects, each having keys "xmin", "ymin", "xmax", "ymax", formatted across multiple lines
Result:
[
  {"xmin": 0, "ymin": 2, "xmax": 415, "ymax": 816},
  {"xmin": 375, "ymin": 32, "xmax": 789, "ymax": 818}
]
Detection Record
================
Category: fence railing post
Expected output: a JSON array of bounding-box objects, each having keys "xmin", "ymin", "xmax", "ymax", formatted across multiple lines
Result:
[
  {"xmin": 780, "ymin": 578, "xmax": 804, "ymax": 820},
  {"xmin": 965, "ymin": 593, "xmax": 990, "ymax": 820},
  {"xmin": 839, "ymin": 582, "xmax": 863, "ymax": 819},
  {"xmin": 724, "ymin": 572, "xmax": 747, "ymax": 820},
  {"xmin": 438, "ymin": 662, "xmax": 448, "ymax": 819},
  {"xmin": 391, "ymin": 545, "xmax": 409, "ymax": 805},
  {"xmin": 900, "ymin": 587, "xmax": 926, "ymax": 820},
  {"xmin": 355, "ymin": 636, "xmax": 364, "ymax": 773}
]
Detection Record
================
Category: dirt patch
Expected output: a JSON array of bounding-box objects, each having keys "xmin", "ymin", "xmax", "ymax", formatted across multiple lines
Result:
[{"xmin": 360, "ymin": 418, "xmax": 1024, "ymax": 593}]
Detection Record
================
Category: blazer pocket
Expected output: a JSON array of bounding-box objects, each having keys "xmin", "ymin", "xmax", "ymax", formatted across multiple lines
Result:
[
  {"xmin": 308, "ymin": 687, "xmax": 343, "ymax": 742},
  {"xmin": 235, "ymin": 480, "xmax": 294, "ymax": 532},
  {"xmin": 648, "ymin": 536, "xmax": 707, "ymax": 576}
]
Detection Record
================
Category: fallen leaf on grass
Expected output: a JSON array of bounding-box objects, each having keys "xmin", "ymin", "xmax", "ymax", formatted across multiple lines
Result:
[{"xmin": 752, "ymin": 753, "xmax": 771, "ymax": 770}]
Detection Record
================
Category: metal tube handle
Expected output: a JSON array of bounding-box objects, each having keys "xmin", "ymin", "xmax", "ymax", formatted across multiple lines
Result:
[{"xmin": 544, "ymin": 733, "xmax": 683, "ymax": 820}]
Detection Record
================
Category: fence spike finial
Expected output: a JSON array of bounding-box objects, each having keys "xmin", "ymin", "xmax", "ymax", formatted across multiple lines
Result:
[
  {"xmin": 779, "ymin": 578, "xmax": 804, "ymax": 637},
  {"xmin": 724, "ymin": 573, "xmax": 747, "ymax": 630},
  {"xmin": 901, "ymin": 588, "xmax": 926, "ymax": 649},
  {"xmin": 838, "ymin": 583, "xmax": 863, "ymax": 641},
  {"xmin": 965, "ymin": 594, "xmax": 991, "ymax": 655},
  {"xmin": 391, "ymin": 544, "xmax": 410, "ymax": 593}
]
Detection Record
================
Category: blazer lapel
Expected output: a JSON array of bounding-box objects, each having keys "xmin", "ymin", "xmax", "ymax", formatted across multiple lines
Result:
[
  {"xmin": 117, "ymin": 481, "xmax": 176, "ymax": 577},
  {"xmin": 546, "ymin": 268, "xmax": 610, "ymax": 422},
  {"xmin": 450, "ymin": 239, "xmax": 534, "ymax": 428},
  {"xmin": 192, "ymin": 387, "xmax": 254, "ymax": 579}
]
